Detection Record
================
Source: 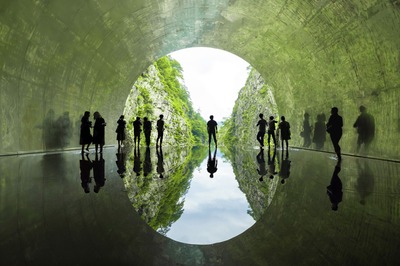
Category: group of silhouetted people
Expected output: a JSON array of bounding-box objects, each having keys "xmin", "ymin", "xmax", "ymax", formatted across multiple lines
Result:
[
  {"xmin": 256, "ymin": 114, "xmax": 291, "ymax": 150},
  {"xmin": 131, "ymin": 114, "xmax": 165, "ymax": 148},
  {"xmin": 79, "ymin": 111, "xmax": 107, "ymax": 154}
]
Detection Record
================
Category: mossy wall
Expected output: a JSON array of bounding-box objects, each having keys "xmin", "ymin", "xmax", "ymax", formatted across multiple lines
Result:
[{"xmin": 0, "ymin": 0, "xmax": 399, "ymax": 160}]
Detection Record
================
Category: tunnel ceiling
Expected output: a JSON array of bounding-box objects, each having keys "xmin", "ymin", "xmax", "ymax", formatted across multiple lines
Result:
[{"xmin": 0, "ymin": 0, "xmax": 399, "ymax": 155}]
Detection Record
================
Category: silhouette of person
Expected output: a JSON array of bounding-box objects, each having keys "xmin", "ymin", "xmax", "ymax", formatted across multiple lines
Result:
[
  {"xmin": 301, "ymin": 113, "xmax": 312, "ymax": 147},
  {"xmin": 42, "ymin": 109, "xmax": 57, "ymax": 149},
  {"xmin": 93, "ymin": 153, "xmax": 106, "ymax": 193},
  {"xmin": 326, "ymin": 161, "xmax": 342, "ymax": 211},
  {"xmin": 143, "ymin": 147, "xmax": 152, "ymax": 176},
  {"xmin": 207, "ymin": 147, "xmax": 218, "ymax": 178},
  {"xmin": 156, "ymin": 146, "xmax": 164, "ymax": 178},
  {"xmin": 143, "ymin": 117, "xmax": 152, "ymax": 147},
  {"xmin": 133, "ymin": 146, "xmax": 141, "ymax": 176},
  {"xmin": 116, "ymin": 151, "xmax": 127, "ymax": 178},
  {"xmin": 256, "ymin": 113, "xmax": 267, "ymax": 147},
  {"xmin": 93, "ymin": 111, "xmax": 106, "ymax": 153},
  {"xmin": 207, "ymin": 115, "xmax": 218, "ymax": 147},
  {"xmin": 79, "ymin": 153, "xmax": 92, "ymax": 193},
  {"xmin": 267, "ymin": 148, "xmax": 277, "ymax": 179},
  {"xmin": 80, "ymin": 111, "xmax": 92, "ymax": 153},
  {"xmin": 313, "ymin": 113, "xmax": 326, "ymax": 150},
  {"xmin": 278, "ymin": 116, "xmax": 291, "ymax": 150},
  {"xmin": 116, "ymin": 115, "xmax": 126, "ymax": 151},
  {"xmin": 133, "ymin": 117, "xmax": 142, "ymax": 147},
  {"xmin": 56, "ymin": 111, "xmax": 72, "ymax": 149},
  {"xmin": 256, "ymin": 148, "xmax": 267, "ymax": 181},
  {"xmin": 156, "ymin": 114, "xmax": 164, "ymax": 147},
  {"xmin": 353, "ymin": 106, "xmax": 375, "ymax": 153},
  {"xmin": 326, "ymin": 107, "xmax": 343, "ymax": 161},
  {"xmin": 279, "ymin": 150, "xmax": 291, "ymax": 184},
  {"xmin": 267, "ymin": 116, "xmax": 277, "ymax": 147}
]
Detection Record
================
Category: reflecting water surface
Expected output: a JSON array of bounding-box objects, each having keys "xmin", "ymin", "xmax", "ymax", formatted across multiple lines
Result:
[{"xmin": 123, "ymin": 146, "xmax": 279, "ymax": 244}]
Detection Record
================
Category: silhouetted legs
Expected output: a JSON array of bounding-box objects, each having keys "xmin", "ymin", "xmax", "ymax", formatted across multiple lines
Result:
[
  {"xmin": 257, "ymin": 131, "xmax": 265, "ymax": 147},
  {"xmin": 208, "ymin": 132, "xmax": 217, "ymax": 147},
  {"xmin": 144, "ymin": 132, "xmax": 151, "ymax": 147},
  {"xmin": 95, "ymin": 144, "xmax": 103, "ymax": 153},
  {"xmin": 330, "ymin": 134, "xmax": 342, "ymax": 161},
  {"xmin": 156, "ymin": 130, "xmax": 163, "ymax": 147},
  {"xmin": 267, "ymin": 131, "xmax": 276, "ymax": 147},
  {"xmin": 134, "ymin": 134, "xmax": 140, "ymax": 147},
  {"xmin": 81, "ymin": 143, "xmax": 90, "ymax": 153},
  {"xmin": 281, "ymin": 139, "xmax": 289, "ymax": 150}
]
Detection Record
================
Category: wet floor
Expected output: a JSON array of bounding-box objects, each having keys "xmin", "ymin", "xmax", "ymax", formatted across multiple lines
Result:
[{"xmin": 1, "ymin": 146, "xmax": 399, "ymax": 265}]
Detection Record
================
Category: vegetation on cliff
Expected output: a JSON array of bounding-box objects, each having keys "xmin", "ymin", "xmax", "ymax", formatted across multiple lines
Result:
[{"xmin": 124, "ymin": 55, "xmax": 207, "ymax": 147}]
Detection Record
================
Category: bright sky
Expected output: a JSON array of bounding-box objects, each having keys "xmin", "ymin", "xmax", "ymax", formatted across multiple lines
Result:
[{"xmin": 169, "ymin": 47, "xmax": 250, "ymax": 122}]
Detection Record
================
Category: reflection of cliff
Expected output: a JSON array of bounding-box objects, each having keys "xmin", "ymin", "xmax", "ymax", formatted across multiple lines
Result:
[
  {"xmin": 221, "ymin": 146, "xmax": 279, "ymax": 220},
  {"xmin": 123, "ymin": 146, "xmax": 207, "ymax": 234}
]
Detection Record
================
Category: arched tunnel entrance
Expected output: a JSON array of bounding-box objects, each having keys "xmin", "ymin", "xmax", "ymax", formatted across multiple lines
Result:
[{"xmin": 1, "ymin": 1, "xmax": 400, "ymax": 265}]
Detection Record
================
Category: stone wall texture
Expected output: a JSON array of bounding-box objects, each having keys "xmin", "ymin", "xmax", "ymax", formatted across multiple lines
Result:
[{"xmin": 1, "ymin": 0, "xmax": 399, "ymax": 159}]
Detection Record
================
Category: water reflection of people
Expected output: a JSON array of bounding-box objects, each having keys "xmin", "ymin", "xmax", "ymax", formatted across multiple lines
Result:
[
  {"xmin": 313, "ymin": 113, "xmax": 326, "ymax": 150},
  {"xmin": 156, "ymin": 146, "xmax": 164, "ymax": 178},
  {"xmin": 267, "ymin": 148, "xmax": 277, "ymax": 179},
  {"xmin": 116, "ymin": 151, "xmax": 127, "ymax": 178},
  {"xmin": 80, "ymin": 153, "xmax": 92, "ymax": 193},
  {"xmin": 355, "ymin": 159, "xmax": 374, "ymax": 205},
  {"xmin": 93, "ymin": 153, "xmax": 106, "ymax": 193},
  {"xmin": 326, "ymin": 161, "xmax": 342, "ymax": 211},
  {"xmin": 143, "ymin": 147, "xmax": 152, "ymax": 176},
  {"xmin": 133, "ymin": 146, "xmax": 142, "ymax": 176},
  {"xmin": 256, "ymin": 148, "xmax": 267, "ymax": 181},
  {"xmin": 353, "ymin": 106, "xmax": 375, "ymax": 154},
  {"xmin": 207, "ymin": 147, "xmax": 218, "ymax": 178},
  {"xmin": 279, "ymin": 150, "xmax": 291, "ymax": 184}
]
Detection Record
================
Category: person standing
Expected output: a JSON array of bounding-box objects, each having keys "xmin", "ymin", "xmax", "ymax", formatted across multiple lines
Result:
[
  {"xmin": 80, "ymin": 111, "xmax": 92, "ymax": 153},
  {"xmin": 143, "ymin": 117, "xmax": 152, "ymax": 147},
  {"xmin": 116, "ymin": 115, "xmax": 126, "ymax": 151},
  {"xmin": 326, "ymin": 107, "xmax": 343, "ymax": 161},
  {"xmin": 207, "ymin": 115, "xmax": 218, "ymax": 147},
  {"xmin": 93, "ymin": 111, "xmax": 106, "ymax": 153},
  {"xmin": 256, "ymin": 113, "xmax": 267, "ymax": 147},
  {"xmin": 267, "ymin": 116, "xmax": 277, "ymax": 148},
  {"xmin": 156, "ymin": 114, "xmax": 165, "ymax": 147},
  {"xmin": 278, "ymin": 116, "xmax": 291, "ymax": 150},
  {"xmin": 133, "ymin": 117, "xmax": 142, "ymax": 147}
]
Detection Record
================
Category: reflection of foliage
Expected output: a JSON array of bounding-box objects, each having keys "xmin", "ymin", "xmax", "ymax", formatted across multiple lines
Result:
[
  {"xmin": 124, "ymin": 146, "xmax": 208, "ymax": 233},
  {"xmin": 220, "ymin": 145, "xmax": 279, "ymax": 220}
]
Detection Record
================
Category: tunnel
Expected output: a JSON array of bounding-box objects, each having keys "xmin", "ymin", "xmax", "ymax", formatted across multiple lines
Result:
[{"xmin": 1, "ymin": 0, "xmax": 400, "ymax": 265}]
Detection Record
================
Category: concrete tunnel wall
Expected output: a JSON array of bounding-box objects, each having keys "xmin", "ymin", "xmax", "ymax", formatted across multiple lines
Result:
[{"xmin": 0, "ymin": 0, "xmax": 399, "ymax": 159}]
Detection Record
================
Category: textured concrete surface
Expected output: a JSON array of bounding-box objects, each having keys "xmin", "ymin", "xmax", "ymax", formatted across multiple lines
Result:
[{"xmin": 1, "ymin": 0, "xmax": 399, "ymax": 159}]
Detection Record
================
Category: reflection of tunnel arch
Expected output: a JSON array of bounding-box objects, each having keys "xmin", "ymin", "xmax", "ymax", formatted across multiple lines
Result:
[{"xmin": 1, "ymin": 1, "xmax": 399, "ymax": 159}]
